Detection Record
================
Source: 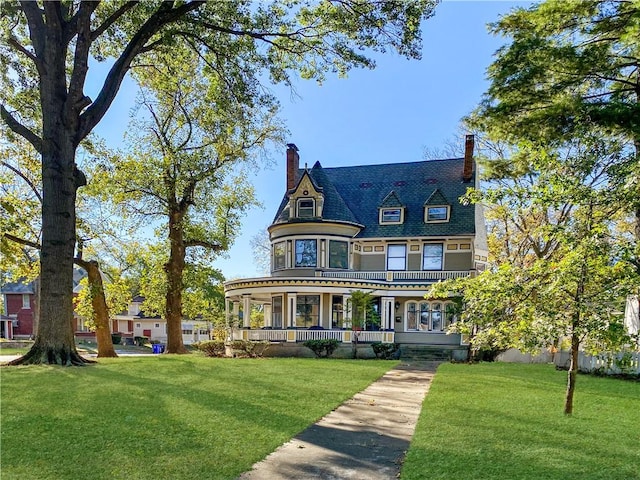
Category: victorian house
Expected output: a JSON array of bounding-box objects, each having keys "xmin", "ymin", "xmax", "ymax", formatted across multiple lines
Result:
[{"xmin": 224, "ymin": 136, "xmax": 487, "ymax": 354}]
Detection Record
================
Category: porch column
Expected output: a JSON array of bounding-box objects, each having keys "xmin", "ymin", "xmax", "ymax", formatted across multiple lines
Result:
[
  {"xmin": 287, "ymin": 293, "xmax": 297, "ymax": 327},
  {"xmin": 343, "ymin": 294, "xmax": 351, "ymax": 329},
  {"xmin": 381, "ymin": 297, "xmax": 394, "ymax": 330},
  {"xmin": 232, "ymin": 301, "xmax": 240, "ymax": 327},
  {"xmin": 263, "ymin": 303, "xmax": 272, "ymax": 328},
  {"xmin": 242, "ymin": 295, "xmax": 251, "ymax": 328}
]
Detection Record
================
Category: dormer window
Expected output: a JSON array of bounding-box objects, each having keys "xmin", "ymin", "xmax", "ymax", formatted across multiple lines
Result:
[
  {"xmin": 425, "ymin": 205, "xmax": 450, "ymax": 223},
  {"xmin": 297, "ymin": 198, "xmax": 315, "ymax": 218},
  {"xmin": 380, "ymin": 208, "xmax": 404, "ymax": 224}
]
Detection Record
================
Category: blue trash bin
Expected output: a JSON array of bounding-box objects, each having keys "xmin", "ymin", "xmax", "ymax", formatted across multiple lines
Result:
[
  {"xmin": 159, "ymin": 344, "xmax": 165, "ymax": 353},
  {"xmin": 152, "ymin": 344, "xmax": 161, "ymax": 354}
]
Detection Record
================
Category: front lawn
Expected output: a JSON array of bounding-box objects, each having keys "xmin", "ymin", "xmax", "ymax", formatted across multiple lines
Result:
[
  {"xmin": 1, "ymin": 356, "xmax": 396, "ymax": 480},
  {"xmin": 401, "ymin": 363, "xmax": 640, "ymax": 480}
]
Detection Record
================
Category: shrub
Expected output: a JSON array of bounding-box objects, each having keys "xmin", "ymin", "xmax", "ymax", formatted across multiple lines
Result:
[
  {"xmin": 111, "ymin": 334, "xmax": 122, "ymax": 345},
  {"xmin": 134, "ymin": 336, "xmax": 148, "ymax": 347},
  {"xmin": 303, "ymin": 339, "xmax": 340, "ymax": 358},
  {"xmin": 230, "ymin": 340, "xmax": 270, "ymax": 358},
  {"xmin": 371, "ymin": 342, "xmax": 400, "ymax": 359},
  {"xmin": 194, "ymin": 341, "xmax": 226, "ymax": 357}
]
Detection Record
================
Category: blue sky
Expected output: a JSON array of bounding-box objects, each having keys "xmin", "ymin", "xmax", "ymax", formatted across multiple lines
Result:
[{"xmin": 93, "ymin": 1, "xmax": 528, "ymax": 279}]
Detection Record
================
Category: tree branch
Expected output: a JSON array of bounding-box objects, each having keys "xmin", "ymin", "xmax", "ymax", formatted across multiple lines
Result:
[
  {"xmin": 0, "ymin": 105, "xmax": 43, "ymax": 153},
  {"xmin": 91, "ymin": 1, "xmax": 138, "ymax": 41},
  {"xmin": 3, "ymin": 233, "xmax": 41, "ymax": 250},
  {"xmin": 0, "ymin": 161, "xmax": 42, "ymax": 203},
  {"xmin": 77, "ymin": 0, "xmax": 205, "ymax": 143},
  {"xmin": 184, "ymin": 239, "xmax": 223, "ymax": 251}
]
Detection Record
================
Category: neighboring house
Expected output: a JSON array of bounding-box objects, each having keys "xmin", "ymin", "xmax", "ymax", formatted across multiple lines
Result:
[
  {"xmin": 1, "ymin": 269, "xmax": 87, "ymax": 340},
  {"xmin": 1, "ymin": 281, "xmax": 36, "ymax": 339},
  {"xmin": 224, "ymin": 136, "xmax": 488, "ymax": 353},
  {"xmin": 112, "ymin": 296, "xmax": 211, "ymax": 345}
]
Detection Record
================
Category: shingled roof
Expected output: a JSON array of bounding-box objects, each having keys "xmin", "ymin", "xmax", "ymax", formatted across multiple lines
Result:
[{"xmin": 273, "ymin": 157, "xmax": 476, "ymax": 238}]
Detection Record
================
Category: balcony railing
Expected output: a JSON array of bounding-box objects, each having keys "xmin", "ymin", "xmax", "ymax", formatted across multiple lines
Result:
[
  {"xmin": 232, "ymin": 328, "xmax": 394, "ymax": 344},
  {"xmin": 320, "ymin": 270, "xmax": 472, "ymax": 281}
]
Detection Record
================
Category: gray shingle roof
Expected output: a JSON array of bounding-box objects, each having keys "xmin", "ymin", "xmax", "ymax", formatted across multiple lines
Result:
[{"xmin": 273, "ymin": 157, "xmax": 476, "ymax": 238}]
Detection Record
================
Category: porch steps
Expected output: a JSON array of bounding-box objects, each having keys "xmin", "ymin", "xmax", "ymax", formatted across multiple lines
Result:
[{"xmin": 398, "ymin": 344, "xmax": 461, "ymax": 361}]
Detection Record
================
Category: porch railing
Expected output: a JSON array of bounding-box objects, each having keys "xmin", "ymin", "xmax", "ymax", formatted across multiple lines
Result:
[
  {"xmin": 320, "ymin": 270, "xmax": 472, "ymax": 281},
  {"xmin": 235, "ymin": 329, "xmax": 393, "ymax": 344}
]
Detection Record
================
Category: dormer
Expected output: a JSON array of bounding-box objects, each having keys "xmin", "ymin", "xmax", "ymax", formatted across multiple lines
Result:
[
  {"xmin": 378, "ymin": 190, "xmax": 405, "ymax": 225},
  {"xmin": 424, "ymin": 188, "xmax": 450, "ymax": 223},
  {"xmin": 289, "ymin": 169, "xmax": 324, "ymax": 219}
]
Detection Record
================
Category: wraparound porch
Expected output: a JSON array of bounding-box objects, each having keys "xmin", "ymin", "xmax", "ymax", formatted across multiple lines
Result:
[{"xmin": 231, "ymin": 328, "xmax": 395, "ymax": 343}]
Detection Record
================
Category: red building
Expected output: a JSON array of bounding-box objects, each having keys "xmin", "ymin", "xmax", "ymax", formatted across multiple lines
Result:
[{"xmin": 1, "ymin": 281, "xmax": 36, "ymax": 339}]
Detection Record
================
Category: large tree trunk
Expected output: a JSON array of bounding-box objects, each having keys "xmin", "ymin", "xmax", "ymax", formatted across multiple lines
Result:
[
  {"xmin": 164, "ymin": 210, "xmax": 188, "ymax": 354},
  {"xmin": 10, "ymin": 26, "xmax": 89, "ymax": 366},
  {"xmin": 77, "ymin": 259, "xmax": 118, "ymax": 358},
  {"xmin": 10, "ymin": 142, "xmax": 90, "ymax": 365}
]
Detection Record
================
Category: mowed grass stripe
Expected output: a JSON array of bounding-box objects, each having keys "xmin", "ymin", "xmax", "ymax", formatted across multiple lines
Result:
[
  {"xmin": 1, "ymin": 356, "xmax": 397, "ymax": 480},
  {"xmin": 401, "ymin": 362, "xmax": 640, "ymax": 480}
]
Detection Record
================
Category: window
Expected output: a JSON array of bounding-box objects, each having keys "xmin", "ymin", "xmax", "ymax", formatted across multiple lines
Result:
[
  {"xmin": 387, "ymin": 244, "xmax": 406, "ymax": 270},
  {"xmin": 406, "ymin": 301, "xmax": 448, "ymax": 331},
  {"xmin": 426, "ymin": 206, "xmax": 450, "ymax": 222},
  {"xmin": 423, "ymin": 243, "xmax": 443, "ymax": 270},
  {"xmin": 329, "ymin": 240, "xmax": 348, "ymax": 269},
  {"xmin": 331, "ymin": 295, "xmax": 343, "ymax": 329},
  {"xmin": 380, "ymin": 208, "xmax": 403, "ymax": 224},
  {"xmin": 155, "ymin": 323, "xmax": 160, "ymax": 328},
  {"xmin": 296, "ymin": 295, "xmax": 319, "ymax": 328},
  {"xmin": 22, "ymin": 294, "xmax": 30, "ymax": 309},
  {"xmin": 182, "ymin": 329, "xmax": 193, "ymax": 335},
  {"xmin": 407, "ymin": 302, "xmax": 417, "ymax": 330},
  {"xmin": 135, "ymin": 323, "xmax": 141, "ymax": 328},
  {"xmin": 295, "ymin": 239, "xmax": 317, "ymax": 267},
  {"xmin": 273, "ymin": 242, "xmax": 286, "ymax": 270},
  {"xmin": 297, "ymin": 198, "xmax": 315, "ymax": 218},
  {"xmin": 272, "ymin": 296, "xmax": 283, "ymax": 329}
]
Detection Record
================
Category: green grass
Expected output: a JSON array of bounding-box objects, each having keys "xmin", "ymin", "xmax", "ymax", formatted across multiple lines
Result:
[
  {"xmin": 401, "ymin": 363, "xmax": 640, "ymax": 480},
  {"xmin": 1, "ymin": 356, "xmax": 397, "ymax": 480},
  {"xmin": 0, "ymin": 347, "xmax": 29, "ymax": 355}
]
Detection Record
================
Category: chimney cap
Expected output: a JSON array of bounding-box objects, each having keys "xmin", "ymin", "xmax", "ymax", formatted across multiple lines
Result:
[{"xmin": 286, "ymin": 143, "xmax": 298, "ymax": 151}]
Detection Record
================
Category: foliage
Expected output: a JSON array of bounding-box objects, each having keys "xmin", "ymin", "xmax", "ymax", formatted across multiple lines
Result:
[
  {"xmin": 401, "ymin": 363, "xmax": 640, "ymax": 480},
  {"xmin": 303, "ymin": 339, "xmax": 340, "ymax": 358},
  {"xmin": 1, "ymin": 356, "xmax": 394, "ymax": 479},
  {"xmin": 371, "ymin": 342, "xmax": 400, "ymax": 360},
  {"xmin": 194, "ymin": 340, "xmax": 226, "ymax": 358},
  {"xmin": 229, "ymin": 340, "xmax": 270, "ymax": 358}
]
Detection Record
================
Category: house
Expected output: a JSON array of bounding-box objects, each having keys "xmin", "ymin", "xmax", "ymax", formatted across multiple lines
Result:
[
  {"xmin": 1, "ymin": 269, "xmax": 88, "ymax": 340},
  {"xmin": 1, "ymin": 281, "xmax": 36, "ymax": 339},
  {"xmin": 224, "ymin": 136, "xmax": 488, "ymax": 355},
  {"xmin": 112, "ymin": 296, "xmax": 211, "ymax": 345}
]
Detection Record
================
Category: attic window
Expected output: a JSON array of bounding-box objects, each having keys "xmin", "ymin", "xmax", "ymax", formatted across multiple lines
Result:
[
  {"xmin": 425, "ymin": 205, "xmax": 450, "ymax": 223},
  {"xmin": 380, "ymin": 207, "xmax": 404, "ymax": 225},
  {"xmin": 297, "ymin": 198, "xmax": 315, "ymax": 218}
]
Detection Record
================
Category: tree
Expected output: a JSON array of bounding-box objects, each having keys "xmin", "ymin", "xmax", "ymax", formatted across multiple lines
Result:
[
  {"xmin": 430, "ymin": 138, "xmax": 637, "ymax": 414},
  {"xmin": 250, "ymin": 226, "xmax": 272, "ymax": 276},
  {"xmin": 1, "ymin": 0, "xmax": 438, "ymax": 364},
  {"xmin": 471, "ymin": 0, "xmax": 640, "ymax": 245},
  {"xmin": 346, "ymin": 290, "xmax": 374, "ymax": 359},
  {"xmin": 1, "ymin": 138, "xmax": 119, "ymax": 358},
  {"xmin": 100, "ymin": 47, "xmax": 278, "ymax": 353}
]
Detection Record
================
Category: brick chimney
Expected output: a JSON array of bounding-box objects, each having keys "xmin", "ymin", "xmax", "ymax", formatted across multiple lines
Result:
[
  {"xmin": 463, "ymin": 134, "xmax": 474, "ymax": 182},
  {"xmin": 286, "ymin": 143, "xmax": 299, "ymax": 191}
]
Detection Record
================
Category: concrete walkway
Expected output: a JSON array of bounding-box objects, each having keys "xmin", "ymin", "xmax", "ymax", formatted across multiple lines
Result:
[{"xmin": 238, "ymin": 361, "xmax": 440, "ymax": 480}]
